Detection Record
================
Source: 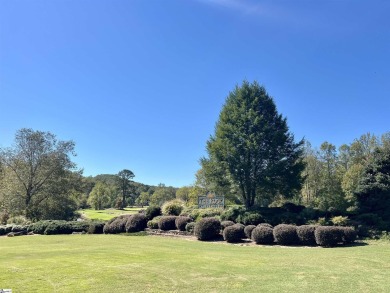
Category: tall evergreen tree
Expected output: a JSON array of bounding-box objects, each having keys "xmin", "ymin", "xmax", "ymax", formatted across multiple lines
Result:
[{"xmin": 203, "ymin": 81, "xmax": 305, "ymax": 208}]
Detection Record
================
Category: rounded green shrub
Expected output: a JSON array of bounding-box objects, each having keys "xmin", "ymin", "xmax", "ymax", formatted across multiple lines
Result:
[
  {"xmin": 237, "ymin": 212, "xmax": 263, "ymax": 225},
  {"xmin": 158, "ymin": 216, "xmax": 177, "ymax": 230},
  {"xmin": 194, "ymin": 217, "xmax": 221, "ymax": 241},
  {"xmin": 185, "ymin": 222, "xmax": 196, "ymax": 233},
  {"xmin": 161, "ymin": 199, "xmax": 185, "ymax": 216},
  {"xmin": 223, "ymin": 225, "xmax": 244, "ymax": 243},
  {"xmin": 125, "ymin": 214, "xmax": 147, "ymax": 233},
  {"xmin": 145, "ymin": 206, "xmax": 161, "ymax": 221},
  {"xmin": 175, "ymin": 216, "xmax": 192, "ymax": 231},
  {"xmin": 273, "ymin": 224, "xmax": 299, "ymax": 245},
  {"xmin": 244, "ymin": 225, "xmax": 256, "ymax": 239},
  {"xmin": 296, "ymin": 225, "xmax": 317, "ymax": 246},
  {"xmin": 251, "ymin": 225, "xmax": 274, "ymax": 244},
  {"xmin": 147, "ymin": 216, "xmax": 162, "ymax": 229},
  {"xmin": 221, "ymin": 221, "xmax": 235, "ymax": 230},
  {"xmin": 341, "ymin": 226, "xmax": 357, "ymax": 244},
  {"xmin": 315, "ymin": 226, "xmax": 343, "ymax": 247}
]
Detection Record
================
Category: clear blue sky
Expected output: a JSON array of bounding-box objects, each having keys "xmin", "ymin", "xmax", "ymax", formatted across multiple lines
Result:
[{"xmin": 1, "ymin": 0, "xmax": 389, "ymax": 187}]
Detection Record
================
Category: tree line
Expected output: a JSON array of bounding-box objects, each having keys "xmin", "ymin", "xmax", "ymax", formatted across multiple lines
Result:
[{"xmin": 1, "ymin": 81, "xmax": 389, "ymax": 228}]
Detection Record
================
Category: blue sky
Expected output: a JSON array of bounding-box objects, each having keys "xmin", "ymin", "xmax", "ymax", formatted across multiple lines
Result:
[{"xmin": 1, "ymin": 0, "xmax": 389, "ymax": 187}]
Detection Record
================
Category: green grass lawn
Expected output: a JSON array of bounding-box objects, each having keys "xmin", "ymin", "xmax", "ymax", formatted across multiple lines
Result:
[
  {"xmin": 78, "ymin": 207, "xmax": 143, "ymax": 221},
  {"xmin": 1, "ymin": 235, "xmax": 389, "ymax": 293}
]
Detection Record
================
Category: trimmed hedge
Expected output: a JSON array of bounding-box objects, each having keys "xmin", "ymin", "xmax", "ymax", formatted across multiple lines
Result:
[
  {"xmin": 297, "ymin": 225, "xmax": 317, "ymax": 246},
  {"xmin": 125, "ymin": 214, "xmax": 147, "ymax": 233},
  {"xmin": 315, "ymin": 226, "xmax": 343, "ymax": 247},
  {"xmin": 341, "ymin": 227, "xmax": 357, "ymax": 244},
  {"xmin": 223, "ymin": 225, "xmax": 244, "ymax": 243},
  {"xmin": 244, "ymin": 225, "xmax": 256, "ymax": 239},
  {"xmin": 158, "ymin": 216, "xmax": 177, "ymax": 231},
  {"xmin": 194, "ymin": 217, "xmax": 221, "ymax": 241},
  {"xmin": 251, "ymin": 225, "xmax": 274, "ymax": 244},
  {"xmin": 44, "ymin": 222, "xmax": 73, "ymax": 235},
  {"xmin": 175, "ymin": 216, "xmax": 192, "ymax": 231},
  {"xmin": 103, "ymin": 215, "xmax": 131, "ymax": 234},
  {"xmin": 273, "ymin": 224, "xmax": 299, "ymax": 245}
]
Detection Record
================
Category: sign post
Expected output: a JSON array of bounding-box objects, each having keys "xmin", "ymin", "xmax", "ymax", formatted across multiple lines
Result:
[{"xmin": 198, "ymin": 193, "xmax": 224, "ymax": 209}]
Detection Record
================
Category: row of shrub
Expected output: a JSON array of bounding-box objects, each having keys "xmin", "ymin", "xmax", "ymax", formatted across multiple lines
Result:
[
  {"xmin": 0, "ymin": 220, "xmax": 106, "ymax": 236},
  {"xmin": 193, "ymin": 218, "xmax": 357, "ymax": 247},
  {"xmin": 103, "ymin": 214, "xmax": 148, "ymax": 234}
]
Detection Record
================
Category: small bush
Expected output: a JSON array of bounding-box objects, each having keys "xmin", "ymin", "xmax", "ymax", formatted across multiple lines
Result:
[
  {"xmin": 158, "ymin": 216, "xmax": 177, "ymax": 230},
  {"xmin": 223, "ymin": 225, "xmax": 244, "ymax": 243},
  {"xmin": 189, "ymin": 208, "xmax": 223, "ymax": 221},
  {"xmin": 125, "ymin": 214, "xmax": 147, "ymax": 233},
  {"xmin": 147, "ymin": 216, "xmax": 162, "ymax": 229},
  {"xmin": 341, "ymin": 227, "xmax": 357, "ymax": 244},
  {"xmin": 175, "ymin": 216, "xmax": 192, "ymax": 231},
  {"xmin": 185, "ymin": 222, "xmax": 196, "ymax": 233},
  {"xmin": 194, "ymin": 217, "xmax": 221, "ymax": 241},
  {"xmin": 220, "ymin": 206, "xmax": 246, "ymax": 222},
  {"xmin": 87, "ymin": 221, "xmax": 105, "ymax": 234},
  {"xmin": 161, "ymin": 199, "xmax": 185, "ymax": 216},
  {"xmin": 251, "ymin": 226, "xmax": 274, "ymax": 244},
  {"xmin": 296, "ymin": 225, "xmax": 317, "ymax": 246},
  {"xmin": 273, "ymin": 224, "xmax": 299, "ymax": 245},
  {"xmin": 221, "ymin": 221, "xmax": 235, "ymax": 230},
  {"xmin": 145, "ymin": 206, "xmax": 161, "ymax": 220},
  {"xmin": 331, "ymin": 216, "xmax": 349, "ymax": 226},
  {"xmin": 236, "ymin": 212, "xmax": 263, "ymax": 225},
  {"xmin": 244, "ymin": 225, "xmax": 256, "ymax": 239},
  {"xmin": 103, "ymin": 215, "xmax": 131, "ymax": 234},
  {"xmin": 315, "ymin": 226, "xmax": 343, "ymax": 247}
]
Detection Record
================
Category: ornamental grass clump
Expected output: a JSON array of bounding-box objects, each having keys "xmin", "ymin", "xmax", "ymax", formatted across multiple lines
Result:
[
  {"xmin": 175, "ymin": 216, "xmax": 192, "ymax": 231},
  {"xmin": 251, "ymin": 225, "xmax": 274, "ymax": 244},
  {"xmin": 125, "ymin": 214, "xmax": 147, "ymax": 233},
  {"xmin": 315, "ymin": 226, "xmax": 343, "ymax": 247},
  {"xmin": 194, "ymin": 217, "xmax": 221, "ymax": 241},
  {"xmin": 296, "ymin": 225, "xmax": 317, "ymax": 246},
  {"xmin": 158, "ymin": 216, "xmax": 177, "ymax": 231},
  {"xmin": 223, "ymin": 224, "xmax": 244, "ymax": 243},
  {"xmin": 273, "ymin": 224, "xmax": 299, "ymax": 245},
  {"xmin": 244, "ymin": 225, "xmax": 256, "ymax": 239}
]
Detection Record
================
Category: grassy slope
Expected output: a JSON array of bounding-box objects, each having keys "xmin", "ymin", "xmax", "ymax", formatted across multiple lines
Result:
[
  {"xmin": 78, "ymin": 207, "xmax": 143, "ymax": 221},
  {"xmin": 0, "ymin": 235, "xmax": 389, "ymax": 293}
]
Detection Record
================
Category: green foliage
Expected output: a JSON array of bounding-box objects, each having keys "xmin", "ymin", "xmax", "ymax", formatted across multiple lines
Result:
[
  {"xmin": 145, "ymin": 206, "xmax": 161, "ymax": 220},
  {"xmin": 331, "ymin": 216, "xmax": 349, "ymax": 226},
  {"xmin": 220, "ymin": 206, "xmax": 246, "ymax": 222},
  {"xmin": 314, "ymin": 226, "xmax": 344, "ymax": 247},
  {"xmin": 273, "ymin": 224, "xmax": 299, "ymax": 245},
  {"xmin": 117, "ymin": 169, "xmax": 135, "ymax": 209},
  {"xmin": 44, "ymin": 221, "xmax": 73, "ymax": 235},
  {"xmin": 355, "ymin": 213, "xmax": 385, "ymax": 227},
  {"xmin": 161, "ymin": 199, "xmax": 185, "ymax": 216},
  {"xmin": 87, "ymin": 221, "xmax": 105, "ymax": 234},
  {"xmin": 158, "ymin": 216, "xmax": 177, "ymax": 231},
  {"xmin": 6, "ymin": 215, "xmax": 30, "ymax": 225},
  {"xmin": 203, "ymin": 81, "xmax": 305, "ymax": 208},
  {"xmin": 296, "ymin": 225, "xmax": 317, "ymax": 246},
  {"xmin": 355, "ymin": 147, "xmax": 390, "ymax": 223},
  {"xmin": 185, "ymin": 222, "xmax": 196, "ymax": 233},
  {"xmin": 244, "ymin": 225, "xmax": 256, "ymax": 239},
  {"xmin": 147, "ymin": 216, "xmax": 162, "ymax": 229},
  {"xmin": 184, "ymin": 207, "xmax": 223, "ymax": 221},
  {"xmin": 223, "ymin": 224, "xmax": 244, "ymax": 243},
  {"xmin": 236, "ymin": 212, "xmax": 263, "ymax": 225},
  {"xmin": 88, "ymin": 182, "xmax": 114, "ymax": 210},
  {"xmin": 0, "ymin": 211, "xmax": 9, "ymax": 225},
  {"xmin": 175, "ymin": 216, "xmax": 192, "ymax": 231},
  {"xmin": 125, "ymin": 214, "xmax": 147, "ymax": 233},
  {"xmin": 251, "ymin": 225, "xmax": 274, "ymax": 244},
  {"xmin": 194, "ymin": 217, "xmax": 221, "ymax": 241},
  {"xmin": 149, "ymin": 184, "xmax": 176, "ymax": 206}
]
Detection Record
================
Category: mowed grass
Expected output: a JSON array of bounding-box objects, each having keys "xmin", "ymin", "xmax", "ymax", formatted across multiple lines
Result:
[
  {"xmin": 78, "ymin": 207, "xmax": 143, "ymax": 220},
  {"xmin": 1, "ymin": 235, "xmax": 390, "ymax": 293}
]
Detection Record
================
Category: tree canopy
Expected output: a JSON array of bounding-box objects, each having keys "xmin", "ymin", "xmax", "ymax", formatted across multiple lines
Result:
[{"xmin": 203, "ymin": 81, "xmax": 305, "ymax": 208}]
